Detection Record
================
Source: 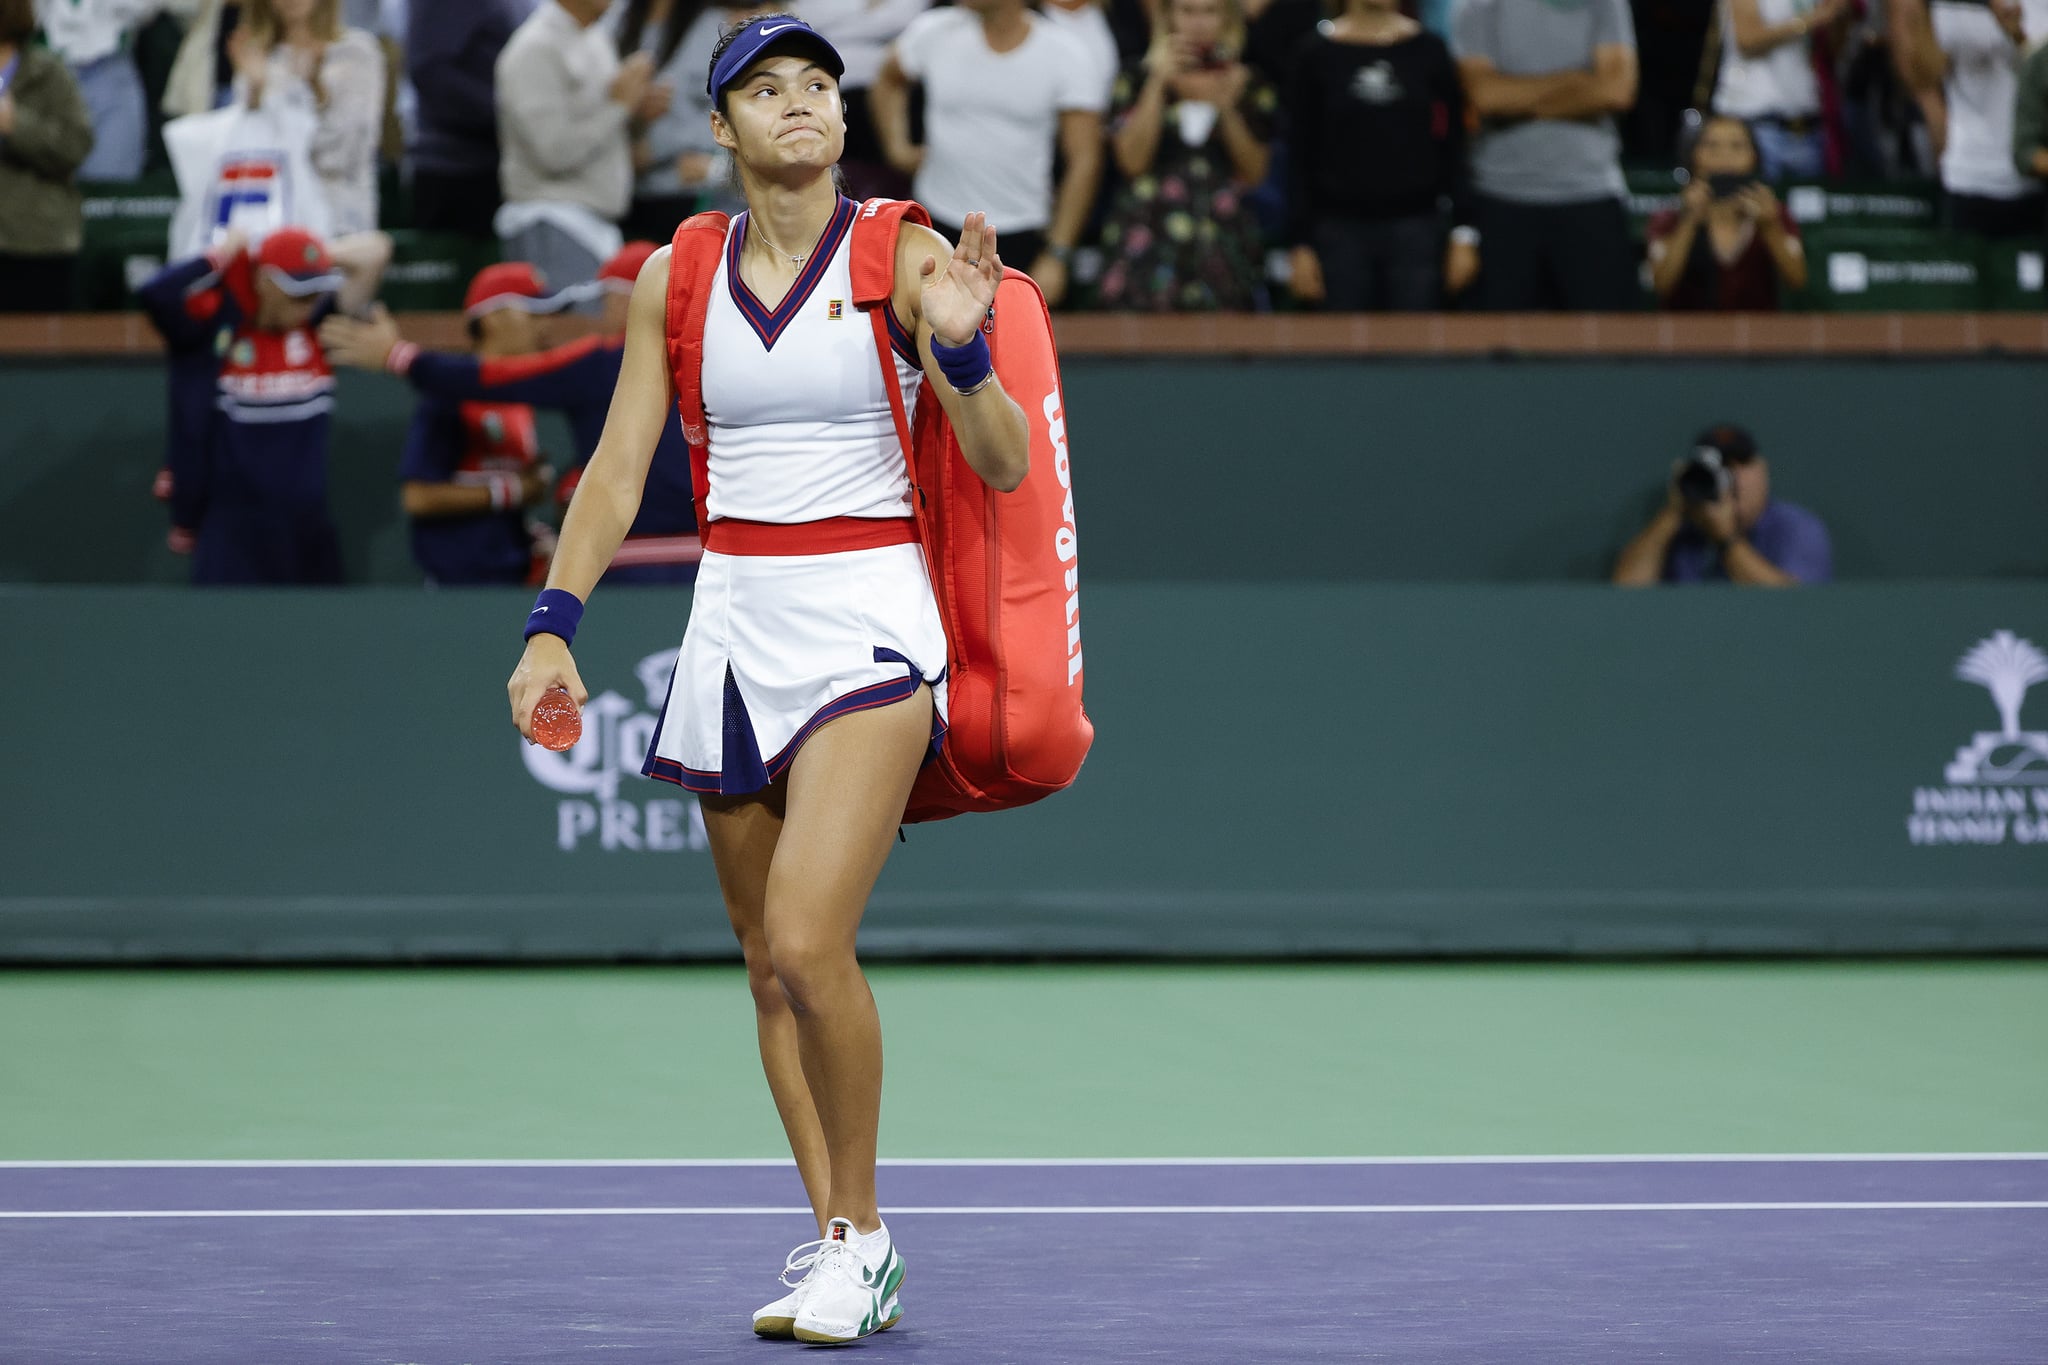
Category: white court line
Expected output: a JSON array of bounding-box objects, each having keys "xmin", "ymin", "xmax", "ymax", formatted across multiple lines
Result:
[
  {"xmin": 0, "ymin": 1153, "xmax": 2042, "ymax": 1170},
  {"xmin": 2, "ymin": 1201, "xmax": 2045, "ymax": 1220}
]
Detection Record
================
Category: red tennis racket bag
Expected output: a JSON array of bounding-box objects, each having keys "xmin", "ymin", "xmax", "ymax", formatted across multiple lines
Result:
[{"xmin": 664, "ymin": 200, "xmax": 1092, "ymax": 822}]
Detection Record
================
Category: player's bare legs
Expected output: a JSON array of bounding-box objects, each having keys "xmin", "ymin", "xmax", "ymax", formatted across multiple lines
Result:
[
  {"xmin": 701, "ymin": 788, "xmax": 833, "ymax": 1234},
  {"xmin": 765, "ymin": 685, "xmax": 935, "ymax": 1233}
]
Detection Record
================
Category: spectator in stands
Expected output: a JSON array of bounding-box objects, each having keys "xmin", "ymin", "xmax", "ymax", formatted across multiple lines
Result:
[
  {"xmin": 231, "ymin": 0, "xmax": 385, "ymax": 235},
  {"xmin": 338, "ymin": 0, "xmax": 412, "ymax": 166},
  {"xmin": 1835, "ymin": 2, "xmax": 1925, "ymax": 177},
  {"xmin": 136, "ymin": 224, "xmax": 389, "ymax": 582},
  {"xmin": 1, "ymin": 0, "xmax": 94, "ymax": 311},
  {"xmin": 875, "ymin": 0, "xmax": 1108, "ymax": 305},
  {"xmin": 496, "ymin": 0, "xmax": 666, "ymax": 290},
  {"xmin": 320, "ymin": 241, "xmax": 702, "ymax": 584},
  {"xmin": 1242, "ymin": 0, "xmax": 1320, "ymax": 89},
  {"xmin": 340, "ymin": 0, "xmax": 398, "ymax": 33},
  {"xmin": 1042, "ymin": 0, "xmax": 1121, "ymax": 106},
  {"xmin": 1611, "ymin": 423, "xmax": 1833, "ymax": 587},
  {"xmin": 1286, "ymin": 0, "xmax": 1463, "ymax": 311},
  {"xmin": 0, "ymin": 0, "xmax": 94, "ymax": 310},
  {"xmin": 1714, "ymin": 0, "xmax": 1851, "ymax": 181},
  {"xmin": 613, "ymin": 0, "xmax": 769, "ymax": 237},
  {"xmin": 2017, "ymin": 27, "xmax": 2048, "ymax": 192},
  {"xmin": 1893, "ymin": 0, "xmax": 2044, "ymax": 239},
  {"xmin": 161, "ymin": 0, "xmax": 234, "ymax": 118},
  {"xmin": 1624, "ymin": 0, "xmax": 1713, "ymax": 163},
  {"xmin": 407, "ymin": 0, "xmax": 532, "ymax": 238},
  {"xmin": 611, "ymin": 0, "xmax": 701, "ymax": 239},
  {"xmin": 801, "ymin": 0, "xmax": 931, "ymax": 200},
  {"xmin": 1648, "ymin": 114, "xmax": 1807, "ymax": 309},
  {"xmin": 34, "ymin": 0, "xmax": 156, "ymax": 181},
  {"xmin": 1098, "ymin": 0, "xmax": 1273, "ymax": 309},
  {"xmin": 1451, "ymin": 0, "xmax": 1640, "ymax": 311},
  {"xmin": 397, "ymin": 263, "xmax": 564, "ymax": 586}
]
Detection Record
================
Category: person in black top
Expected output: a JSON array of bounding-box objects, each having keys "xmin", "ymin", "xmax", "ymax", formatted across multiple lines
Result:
[{"xmin": 1286, "ymin": 0, "xmax": 1466, "ymax": 310}]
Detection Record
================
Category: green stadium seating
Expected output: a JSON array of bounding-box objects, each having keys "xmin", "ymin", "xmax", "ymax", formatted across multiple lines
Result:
[
  {"xmin": 378, "ymin": 230, "xmax": 501, "ymax": 312},
  {"xmin": 1780, "ymin": 180, "xmax": 1942, "ymax": 230},
  {"xmin": 1979, "ymin": 239, "xmax": 2047, "ymax": 311},
  {"xmin": 1800, "ymin": 226, "xmax": 1989, "ymax": 311},
  {"xmin": 75, "ymin": 174, "xmax": 179, "ymax": 308}
]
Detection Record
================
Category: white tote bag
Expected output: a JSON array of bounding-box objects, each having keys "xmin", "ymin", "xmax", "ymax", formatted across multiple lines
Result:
[{"xmin": 164, "ymin": 102, "xmax": 335, "ymax": 260}]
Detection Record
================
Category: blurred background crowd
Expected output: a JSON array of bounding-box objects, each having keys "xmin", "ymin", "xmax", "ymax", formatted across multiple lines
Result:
[
  {"xmin": 2, "ymin": 0, "xmax": 2045, "ymax": 317},
  {"xmin": 1, "ymin": 0, "xmax": 2038, "ymax": 591}
]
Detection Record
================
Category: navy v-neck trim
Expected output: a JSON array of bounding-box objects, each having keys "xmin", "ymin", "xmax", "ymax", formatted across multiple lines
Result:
[{"xmin": 727, "ymin": 196, "xmax": 857, "ymax": 351}]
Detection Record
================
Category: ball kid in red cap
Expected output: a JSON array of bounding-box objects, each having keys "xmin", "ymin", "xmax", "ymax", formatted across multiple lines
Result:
[{"xmin": 463, "ymin": 261, "xmax": 575, "ymax": 352}]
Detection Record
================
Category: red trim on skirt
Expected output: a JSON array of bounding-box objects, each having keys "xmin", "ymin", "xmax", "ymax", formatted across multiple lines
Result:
[{"xmin": 701, "ymin": 515, "xmax": 915, "ymax": 557}]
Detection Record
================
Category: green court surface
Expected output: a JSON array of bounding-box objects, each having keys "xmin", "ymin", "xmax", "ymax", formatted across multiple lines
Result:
[{"xmin": 2, "ymin": 961, "xmax": 2044, "ymax": 1160}]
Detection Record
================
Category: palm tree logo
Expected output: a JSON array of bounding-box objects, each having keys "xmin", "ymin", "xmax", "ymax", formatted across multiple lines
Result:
[{"xmin": 1944, "ymin": 631, "xmax": 2048, "ymax": 784}]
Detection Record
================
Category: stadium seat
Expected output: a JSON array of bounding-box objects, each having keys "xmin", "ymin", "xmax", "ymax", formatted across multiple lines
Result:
[
  {"xmin": 378, "ymin": 230, "xmax": 503, "ymax": 312},
  {"xmin": 1797, "ymin": 225, "xmax": 1988, "ymax": 311}
]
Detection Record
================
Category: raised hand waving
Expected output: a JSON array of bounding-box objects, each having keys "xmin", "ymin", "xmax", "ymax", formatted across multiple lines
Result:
[{"xmin": 919, "ymin": 211, "xmax": 1001, "ymax": 347}]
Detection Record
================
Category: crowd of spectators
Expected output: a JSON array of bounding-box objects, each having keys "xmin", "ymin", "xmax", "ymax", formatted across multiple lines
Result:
[
  {"xmin": 4, "ymin": 0, "xmax": 2047, "ymax": 318},
  {"xmin": 0, "ymin": 0, "xmax": 1900, "ymax": 586}
]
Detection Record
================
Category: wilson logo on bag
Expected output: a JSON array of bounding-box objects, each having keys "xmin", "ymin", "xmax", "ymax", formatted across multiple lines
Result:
[{"xmin": 664, "ymin": 199, "xmax": 1093, "ymax": 822}]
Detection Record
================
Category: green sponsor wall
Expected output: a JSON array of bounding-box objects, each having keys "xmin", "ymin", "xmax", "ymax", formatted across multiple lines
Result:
[
  {"xmin": 2, "ymin": 356, "xmax": 2045, "ymax": 587},
  {"xmin": 3, "ymin": 584, "xmax": 2044, "ymax": 961}
]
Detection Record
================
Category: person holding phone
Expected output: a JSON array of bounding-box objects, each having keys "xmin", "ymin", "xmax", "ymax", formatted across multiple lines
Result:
[
  {"xmin": 1099, "ymin": 0, "xmax": 1275, "ymax": 310},
  {"xmin": 1647, "ymin": 114, "xmax": 1807, "ymax": 310}
]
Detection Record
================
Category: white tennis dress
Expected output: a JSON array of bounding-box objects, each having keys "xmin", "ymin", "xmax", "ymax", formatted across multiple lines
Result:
[{"xmin": 641, "ymin": 196, "xmax": 949, "ymax": 796}]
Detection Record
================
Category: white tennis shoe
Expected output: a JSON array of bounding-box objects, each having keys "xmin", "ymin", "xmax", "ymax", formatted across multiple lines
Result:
[
  {"xmin": 790, "ymin": 1218, "xmax": 906, "ymax": 1345},
  {"xmin": 751, "ymin": 1238, "xmax": 823, "ymax": 1338}
]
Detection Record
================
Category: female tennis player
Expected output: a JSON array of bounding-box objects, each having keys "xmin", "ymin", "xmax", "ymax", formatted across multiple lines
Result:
[{"xmin": 506, "ymin": 13, "xmax": 1028, "ymax": 1347}]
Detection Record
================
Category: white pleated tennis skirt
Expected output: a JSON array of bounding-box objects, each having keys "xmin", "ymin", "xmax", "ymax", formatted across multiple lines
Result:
[{"xmin": 640, "ymin": 541, "xmax": 949, "ymax": 796}]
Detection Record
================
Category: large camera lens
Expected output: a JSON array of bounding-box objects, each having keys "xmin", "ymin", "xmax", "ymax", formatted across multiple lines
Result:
[{"xmin": 1676, "ymin": 452, "xmax": 1727, "ymax": 504}]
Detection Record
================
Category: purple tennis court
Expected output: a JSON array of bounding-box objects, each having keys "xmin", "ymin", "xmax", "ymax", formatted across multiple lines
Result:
[{"xmin": 3, "ymin": 1157, "xmax": 2043, "ymax": 1363}]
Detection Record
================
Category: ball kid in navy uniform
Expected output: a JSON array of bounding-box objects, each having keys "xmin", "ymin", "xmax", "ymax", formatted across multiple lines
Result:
[
  {"xmin": 138, "ymin": 226, "xmax": 391, "ymax": 584},
  {"xmin": 321, "ymin": 242, "xmax": 701, "ymax": 585},
  {"xmin": 397, "ymin": 263, "xmax": 572, "ymax": 585}
]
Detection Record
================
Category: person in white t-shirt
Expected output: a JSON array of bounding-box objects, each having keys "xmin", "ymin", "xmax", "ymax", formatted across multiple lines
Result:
[
  {"xmin": 1040, "ymin": 0, "xmax": 1119, "ymax": 107},
  {"xmin": 1713, "ymin": 0, "xmax": 1851, "ymax": 181},
  {"xmin": 873, "ymin": 0, "xmax": 1108, "ymax": 303},
  {"xmin": 1893, "ymin": 0, "xmax": 2047, "ymax": 237},
  {"xmin": 800, "ymin": 0, "xmax": 932, "ymax": 197}
]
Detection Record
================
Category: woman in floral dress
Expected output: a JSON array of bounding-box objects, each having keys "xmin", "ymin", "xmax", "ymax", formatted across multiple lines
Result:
[{"xmin": 1098, "ymin": 0, "xmax": 1276, "ymax": 310}]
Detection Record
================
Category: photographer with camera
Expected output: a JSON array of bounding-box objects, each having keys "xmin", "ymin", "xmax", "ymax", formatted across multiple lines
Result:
[
  {"xmin": 1648, "ymin": 115, "xmax": 1807, "ymax": 310},
  {"xmin": 1611, "ymin": 424, "xmax": 1834, "ymax": 587}
]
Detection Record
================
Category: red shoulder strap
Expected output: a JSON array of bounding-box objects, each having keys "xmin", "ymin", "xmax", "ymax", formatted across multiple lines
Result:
[
  {"xmin": 848, "ymin": 197, "xmax": 932, "ymax": 307},
  {"xmin": 664, "ymin": 211, "xmax": 729, "ymax": 542},
  {"xmin": 855, "ymin": 199, "xmax": 938, "ymax": 567}
]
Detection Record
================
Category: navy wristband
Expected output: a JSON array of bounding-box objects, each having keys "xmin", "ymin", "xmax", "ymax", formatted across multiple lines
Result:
[
  {"xmin": 524, "ymin": 588, "xmax": 584, "ymax": 646},
  {"xmin": 929, "ymin": 329, "xmax": 992, "ymax": 393}
]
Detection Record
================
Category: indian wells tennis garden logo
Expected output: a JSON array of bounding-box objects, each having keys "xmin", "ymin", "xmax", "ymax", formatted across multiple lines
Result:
[
  {"xmin": 520, "ymin": 648, "xmax": 708, "ymax": 854},
  {"xmin": 1905, "ymin": 630, "xmax": 2048, "ymax": 846}
]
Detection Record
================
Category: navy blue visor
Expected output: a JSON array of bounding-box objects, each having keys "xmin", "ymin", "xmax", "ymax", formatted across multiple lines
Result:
[{"xmin": 707, "ymin": 17, "xmax": 845, "ymax": 100}]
